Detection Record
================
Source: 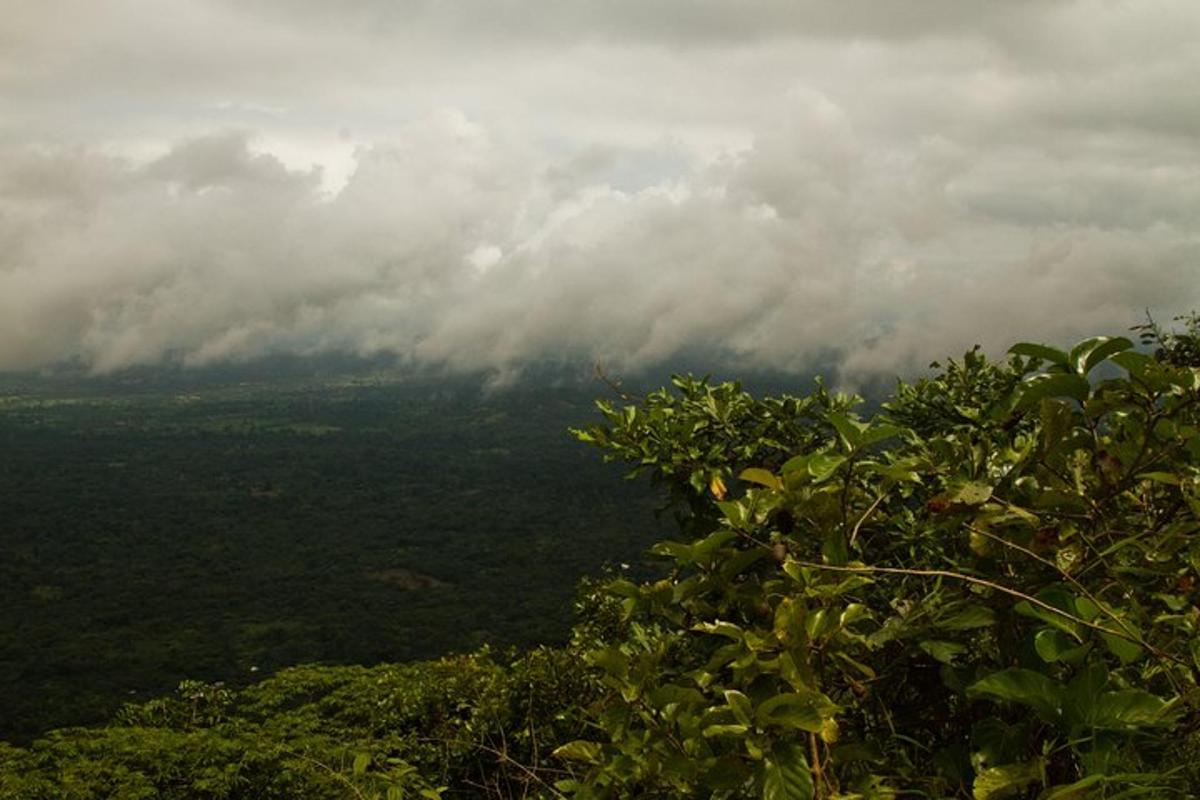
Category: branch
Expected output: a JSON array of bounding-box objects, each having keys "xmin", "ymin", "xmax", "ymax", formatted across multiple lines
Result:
[{"xmin": 786, "ymin": 559, "xmax": 1193, "ymax": 672}]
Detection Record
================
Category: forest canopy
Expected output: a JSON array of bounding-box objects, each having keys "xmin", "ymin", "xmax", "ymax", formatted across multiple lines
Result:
[{"xmin": 3, "ymin": 315, "xmax": 1199, "ymax": 799}]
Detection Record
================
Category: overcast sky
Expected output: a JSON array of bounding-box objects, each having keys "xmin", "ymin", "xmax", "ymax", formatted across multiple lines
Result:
[{"xmin": 2, "ymin": 1, "xmax": 1198, "ymax": 380}]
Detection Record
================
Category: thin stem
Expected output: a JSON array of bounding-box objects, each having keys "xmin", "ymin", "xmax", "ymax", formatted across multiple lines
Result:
[{"xmin": 786, "ymin": 559, "xmax": 1193, "ymax": 672}]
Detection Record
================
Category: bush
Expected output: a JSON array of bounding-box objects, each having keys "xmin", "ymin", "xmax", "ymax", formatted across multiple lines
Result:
[{"xmin": 560, "ymin": 333, "xmax": 1200, "ymax": 798}]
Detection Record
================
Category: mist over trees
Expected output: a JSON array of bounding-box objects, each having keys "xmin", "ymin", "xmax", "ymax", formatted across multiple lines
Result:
[{"xmin": 3, "ymin": 318, "xmax": 1198, "ymax": 798}]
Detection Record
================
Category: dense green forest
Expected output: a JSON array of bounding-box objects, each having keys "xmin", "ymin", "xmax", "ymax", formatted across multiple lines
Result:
[
  {"xmin": 0, "ymin": 369, "xmax": 666, "ymax": 742},
  {"xmin": 2, "ymin": 317, "xmax": 1200, "ymax": 798}
]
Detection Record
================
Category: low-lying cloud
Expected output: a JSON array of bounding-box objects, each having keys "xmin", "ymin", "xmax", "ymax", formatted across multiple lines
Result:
[{"xmin": 1, "ymin": 1, "xmax": 1197, "ymax": 381}]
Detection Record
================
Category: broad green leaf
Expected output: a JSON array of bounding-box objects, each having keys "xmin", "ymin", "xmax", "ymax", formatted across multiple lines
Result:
[
  {"xmin": 807, "ymin": 451, "xmax": 846, "ymax": 482},
  {"xmin": 973, "ymin": 760, "xmax": 1043, "ymax": 799},
  {"xmin": 1099, "ymin": 631, "xmax": 1144, "ymax": 665},
  {"xmin": 1017, "ymin": 373, "xmax": 1091, "ymax": 408},
  {"xmin": 826, "ymin": 411, "xmax": 867, "ymax": 449},
  {"xmin": 1073, "ymin": 596, "xmax": 1101, "ymax": 622},
  {"xmin": 717, "ymin": 500, "xmax": 748, "ymax": 528},
  {"xmin": 947, "ymin": 481, "xmax": 993, "ymax": 506},
  {"xmin": 938, "ymin": 605, "xmax": 996, "ymax": 630},
  {"xmin": 755, "ymin": 691, "xmax": 836, "ymax": 733},
  {"xmin": 1039, "ymin": 775, "xmax": 1104, "ymax": 799},
  {"xmin": 553, "ymin": 740, "xmax": 604, "ymax": 764},
  {"xmin": 1137, "ymin": 471, "xmax": 1181, "ymax": 485},
  {"xmin": 649, "ymin": 684, "xmax": 705, "ymax": 708},
  {"xmin": 703, "ymin": 723, "xmax": 749, "ymax": 737},
  {"xmin": 1009, "ymin": 342, "xmax": 1070, "ymax": 368},
  {"xmin": 694, "ymin": 621, "xmax": 746, "ymax": 641},
  {"xmin": 1109, "ymin": 350, "xmax": 1155, "ymax": 378},
  {"xmin": 858, "ymin": 423, "xmax": 904, "ymax": 448},
  {"xmin": 761, "ymin": 742, "xmax": 814, "ymax": 800},
  {"xmin": 838, "ymin": 603, "xmax": 871, "ymax": 628},
  {"xmin": 1063, "ymin": 662, "xmax": 1109, "ymax": 726},
  {"xmin": 352, "ymin": 752, "xmax": 371, "ymax": 775},
  {"xmin": 1034, "ymin": 629, "xmax": 1086, "ymax": 664},
  {"xmin": 740, "ymin": 467, "xmax": 783, "ymax": 491},
  {"xmin": 1071, "ymin": 336, "xmax": 1133, "ymax": 376},
  {"xmin": 649, "ymin": 540, "xmax": 693, "ymax": 562},
  {"xmin": 724, "ymin": 690, "xmax": 754, "ymax": 726},
  {"xmin": 702, "ymin": 757, "xmax": 752, "ymax": 791},
  {"xmin": 780, "ymin": 454, "xmax": 810, "ymax": 475},
  {"xmin": 920, "ymin": 640, "xmax": 967, "ymax": 664},
  {"xmin": 693, "ymin": 529, "xmax": 737, "ymax": 560},
  {"xmin": 1091, "ymin": 690, "xmax": 1168, "ymax": 728},
  {"xmin": 968, "ymin": 669, "xmax": 1063, "ymax": 722},
  {"xmin": 1039, "ymin": 398, "xmax": 1075, "ymax": 455},
  {"xmin": 1014, "ymin": 585, "xmax": 1084, "ymax": 640}
]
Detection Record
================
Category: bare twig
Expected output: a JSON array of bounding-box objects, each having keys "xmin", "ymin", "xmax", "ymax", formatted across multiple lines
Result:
[
  {"xmin": 593, "ymin": 363, "xmax": 640, "ymax": 402},
  {"xmin": 786, "ymin": 559, "xmax": 1195, "ymax": 672},
  {"xmin": 965, "ymin": 522, "xmax": 1183, "ymax": 690},
  {"xmin": 849, "ymin": 492, "xmax": 888, "ymax": 548}
]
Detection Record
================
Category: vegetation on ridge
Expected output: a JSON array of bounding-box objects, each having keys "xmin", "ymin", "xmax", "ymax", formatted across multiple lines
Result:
[{"xmin": 3, "ymin": 315, "xmax": 1200, "ymax": 798}]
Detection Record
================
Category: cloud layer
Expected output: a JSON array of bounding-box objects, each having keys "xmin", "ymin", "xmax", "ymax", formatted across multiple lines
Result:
[{"xmin": 1, "ymin": 1, "xmax": 1198, "ymax": 380}]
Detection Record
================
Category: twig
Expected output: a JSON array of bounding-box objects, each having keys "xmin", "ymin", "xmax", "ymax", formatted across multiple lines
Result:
[
  {"xmin": 415, "ymin": 737, "xmax": 570, "ymax": 800},
  {"xmin": 785, "ymin": 559, "xmax": 1194, "ymax": 672},
  {"xmin": 848, "ymin": 492, "xmax": 888, "ymax": 548},
  {"xmin": 593, "ymin": 363, "xmax": 639, "ymax": 402},
  {"xmin": 965, "ymin": 522, "xmax": 1184, "ymax": 690}
]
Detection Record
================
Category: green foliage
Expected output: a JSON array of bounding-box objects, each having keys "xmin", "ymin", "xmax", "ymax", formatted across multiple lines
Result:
[
  {"xmin": 0, "ymin": 377, "xmax": 663, "ymax": 741},
  {"xmin": 0, "ymin": 648, "xmax": 591, "ymax": 799},
  {"xmin": 5, "ymin": 321, "xmax": 1200, "ymax": 798},
  {"xmin": 564, "ymin": 328, "xmax": 1200, "ymax": 797}
]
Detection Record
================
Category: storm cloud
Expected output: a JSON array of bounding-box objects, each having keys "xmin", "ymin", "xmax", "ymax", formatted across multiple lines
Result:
[{"xmin": 1, "ymin": 1, "xmax": 1198, "ymax": 380}]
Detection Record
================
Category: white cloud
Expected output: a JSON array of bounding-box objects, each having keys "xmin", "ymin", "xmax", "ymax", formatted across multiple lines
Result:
[{"xmin": 0, "ymin": 1, "xmax": 1197, "ymax": 379}]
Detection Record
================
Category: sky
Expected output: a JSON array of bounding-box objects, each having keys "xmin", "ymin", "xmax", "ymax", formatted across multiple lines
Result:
[{"xmin": 2, "ymin": 1, "xmax": 1198, "ymax": 382}]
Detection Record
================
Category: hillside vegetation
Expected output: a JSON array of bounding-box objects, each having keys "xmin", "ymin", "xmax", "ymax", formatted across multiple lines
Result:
[
  {"xmin": 0, "ymin": 378, "xmax": 663, "ymax": 741},
  {"xmin": 3, "ymin": 317, "xmax": 1200, "ymax": 798}
]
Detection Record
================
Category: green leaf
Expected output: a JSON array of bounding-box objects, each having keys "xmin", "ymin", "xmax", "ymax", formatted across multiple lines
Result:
[
  {"xmin": 939, "ymin": 605, "xmax": 997, "ymax": 631},
  {"xmin": 552, "ymin": 740, "xmax": 604, "ymax": 764},
  {"xmin": 1099, "ymin": 631, "xmax": 1144, "ymax": 665},
  {"xmin": 649, "ymin": 540, "xmax": 693, "ymax": 562},
  {"xmin": 973, "ymin": 760, "xmax": 1043, "ymax": 799},
  {"xmin": 1063, "ymin": 662, "xmax": 1108, "ymax": 726},
  {"xmin": 761, "ymin": 742, "xmax": 814, "ymax": 800},
  {"xmin": 780, "ymin": 454, "xmax": 810, "ymax": 475},
  {"xmin": 1034, "ymin": 629, "xmax": 1086, "ymax": 664},
  {"xmin": 1017, "ymin": 374, "xmax": 1091, "ymax": 407},
  {"xmin": 755, "ymin": 691, "xmax": 836, "ymax": 733},
  {"xmin": 968, "ymin": 669, "xmax": 1063, "ymax": 722},
  {"xmin": 694, "ymin": 620, "xmax": 746, "ymax": 641},
  {"xmin": 1039, "ymin": 398, "xmax": 1075, "ymax": 455},
  {"xmin": 740, "ymin": 467, "xmax": 783, "ymax": 491},
  {"xmin": 826, "ymin": 411, "xmax": 867, "ymax": 450},
  {"xmin": 1110, "ymin": 350, "xmax": 1155, "ymax": 378},
  {"xmin": 649, "ymin": 683, "xmax": 705, "ymax": 708},
  {"xmin": 1039, "ymin": 775, "xmax": 1107, "ymax": 799},
  {"xmin": 703, "ymin": 723, "xmax": 750, "ymax": 737},
  {"xmin": 352, "ymin": 752, "xmax": 371, "ymax": 775},
  {"xmin": 724, "ymin": 690, "xmax": 754, "ymax": 726},
  {"xmin": 947, "ymin": 481, "xmax": 993, "ymax": 506},
  {"xmin": 1014, "ymin": 585, "xmax": 1084, "ymax": 640},
  {"xmin": 858, "ymin": 423, "xmax": 904, "ymax": 448},
  {"xmin": 1071, "ymin": 336, "xmax": 1133, "ymax": 376},
  {"xmin": 807, "ymin": 451, "xmax": 846, "ymax": 482},
  {"xmin": 920, "ymin": 640, "xmax": 967, "ymax": 664},
  {"xmin": 1091, "ymin": 690, "xmax": 1169, "ymax": 728},
  {"xmin": 702, "ymin": 757, "xmax": 753, "ymax": 791},
  {"xmin": 1009, "ymin": 342, "xmax": 1070, "ymax": 368}
]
